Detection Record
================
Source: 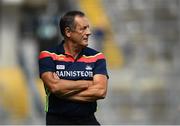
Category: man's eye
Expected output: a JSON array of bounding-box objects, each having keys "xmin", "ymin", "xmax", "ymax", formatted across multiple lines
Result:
[{"xmin": 81, "ymin": 28, "xmax": 86, "ymax": 30}]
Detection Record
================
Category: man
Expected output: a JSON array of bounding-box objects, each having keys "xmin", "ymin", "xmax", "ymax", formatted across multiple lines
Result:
[{"xmin": 39, "ymin": 10, "xmax": 109, "ymax": 125}]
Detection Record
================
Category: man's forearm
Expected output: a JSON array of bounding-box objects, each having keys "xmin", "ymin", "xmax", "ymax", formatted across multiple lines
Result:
[
  {"xmin": 41, "ymin": 72, "xmax": 93, "ymax": 96},
  {"xmin": 64, "ymin": 95, "xmax": 97, "ymax": 102},
  {"xmin": 61, "ymin": 75, "xmax": 108, "ymax": 102},
  {"xmin": 61, "ymin": 85, "xmax": 106, "ymax": 102},
  {"xmin": 52, "ymin": 79, "xmax": 94, "ymax": 97},
  {"xmin": 41, "ymin": 72, "xmax": 107, "ymax": 102},
  {"xmin": 54, "ymin": 85, "xmax": 84, "ymax": 97}
]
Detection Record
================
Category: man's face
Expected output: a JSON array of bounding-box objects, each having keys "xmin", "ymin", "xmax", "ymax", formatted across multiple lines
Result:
[{"xmin": 69, "ymin": 16, "xmax": 91, "ymax": 47}]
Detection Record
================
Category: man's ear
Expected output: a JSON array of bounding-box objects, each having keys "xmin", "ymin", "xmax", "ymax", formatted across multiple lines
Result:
[{"xmin": 65, "ymin": 27, "xmax": 71, "ymax": 37}]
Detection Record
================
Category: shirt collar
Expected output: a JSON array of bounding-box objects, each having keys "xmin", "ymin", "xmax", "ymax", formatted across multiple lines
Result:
[{"xmin": 58, "ymin": 40, "xmax": 86, "ymax": 58}]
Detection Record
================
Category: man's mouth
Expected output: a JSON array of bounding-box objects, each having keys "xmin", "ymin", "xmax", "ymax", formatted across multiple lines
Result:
[{"xmin": 83, "ymin": 38, "xmax": 88, "ymax": 41}]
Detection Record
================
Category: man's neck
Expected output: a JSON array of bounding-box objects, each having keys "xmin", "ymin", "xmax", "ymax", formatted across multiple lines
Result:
[{"xmin": 63, "ymin": 40, "xmax": 83, "ymax": 59}]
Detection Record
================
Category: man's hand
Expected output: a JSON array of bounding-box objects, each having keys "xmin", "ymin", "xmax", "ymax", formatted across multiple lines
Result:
[{"xmin": 52, "ymin": 72, "xmax": 60, "ymax": 80}]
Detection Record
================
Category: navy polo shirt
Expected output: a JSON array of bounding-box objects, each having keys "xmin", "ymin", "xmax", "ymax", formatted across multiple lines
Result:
[{"xmin": 39, "ymin": 41, "xmax": 108, "ymax": 117}]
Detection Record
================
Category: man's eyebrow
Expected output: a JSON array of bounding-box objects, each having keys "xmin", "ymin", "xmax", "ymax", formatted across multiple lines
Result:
[{"xmin": 83, "ymin": 24, "xmax": 90, "ymax": 28}]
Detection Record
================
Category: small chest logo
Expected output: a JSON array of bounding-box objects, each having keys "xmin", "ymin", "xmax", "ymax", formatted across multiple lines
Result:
[
  {"xmin": 85, "ymin": 65, "xmax": 92, "ymax": 70},
  {"xmin": 56, "ymin": 65, "xmax": 65, "ymax": 70}
]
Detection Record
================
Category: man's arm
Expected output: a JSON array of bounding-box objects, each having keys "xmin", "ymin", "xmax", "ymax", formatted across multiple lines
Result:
[
  {"xmin": 63, "ymin": 74, "xmax": 108, "ymax": 102},
  {"xmin": 41, "ymin": 72, "xmax": 93, "ymax": 96}
]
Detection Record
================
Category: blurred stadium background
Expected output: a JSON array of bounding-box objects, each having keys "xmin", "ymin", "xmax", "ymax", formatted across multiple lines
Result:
[{"xmin": 0, "ymin": 0, "xmax": 180, "ymax": 124}]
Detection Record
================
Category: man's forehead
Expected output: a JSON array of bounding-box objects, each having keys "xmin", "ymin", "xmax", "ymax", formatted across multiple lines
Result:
[{"xmin": 74, "ymin": 16, "xmax": 90, "ymax": 26}]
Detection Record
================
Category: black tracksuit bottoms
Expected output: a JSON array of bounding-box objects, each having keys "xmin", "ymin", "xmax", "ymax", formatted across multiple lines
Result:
[{"xmin": 46, "ymin": 113, "xmax": 100, "ymax": 125}]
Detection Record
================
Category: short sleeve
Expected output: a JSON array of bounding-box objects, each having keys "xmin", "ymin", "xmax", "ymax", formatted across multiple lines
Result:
[
  {"xmin": 93, "ymin": 58, "xmax": 109, "ymax": 79},
  {"xmin": 38, "ymin": 52, "xmax": 56, "ymax": 77}
]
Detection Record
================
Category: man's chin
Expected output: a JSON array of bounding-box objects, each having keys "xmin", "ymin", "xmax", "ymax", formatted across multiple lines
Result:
[{"xmin": 82, "ymin": 41, "xmax": 88, "ymax": 47}]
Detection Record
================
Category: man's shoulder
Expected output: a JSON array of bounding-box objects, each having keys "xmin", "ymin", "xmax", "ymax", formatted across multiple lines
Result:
[
  {"xmin": 39, "ymin": 44, "xmax": 61, "ymax": 60},
  {"xmin": 40, "ymin": 44, "xmax": 59, "ymax": 54},
  {"xmin": 84, "ymin": 47, "xmax": 102, "ymax": 56}
]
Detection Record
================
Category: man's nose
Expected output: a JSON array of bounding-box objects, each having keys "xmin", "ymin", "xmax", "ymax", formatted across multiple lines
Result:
[{"xmin": 86, "ymin": 28, "xmax": 91, "ymax": 36}]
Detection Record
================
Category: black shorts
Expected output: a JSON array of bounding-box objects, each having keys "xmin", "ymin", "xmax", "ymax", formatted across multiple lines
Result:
[{"xmin": 46, "ymin": 113, "xmax": 100, "ymax": 125}]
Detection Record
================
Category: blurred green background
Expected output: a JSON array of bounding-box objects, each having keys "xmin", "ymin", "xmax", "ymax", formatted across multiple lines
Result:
[{"xmin": 0, "ymin": 0, "xmax": 180, "ymax": 124}]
